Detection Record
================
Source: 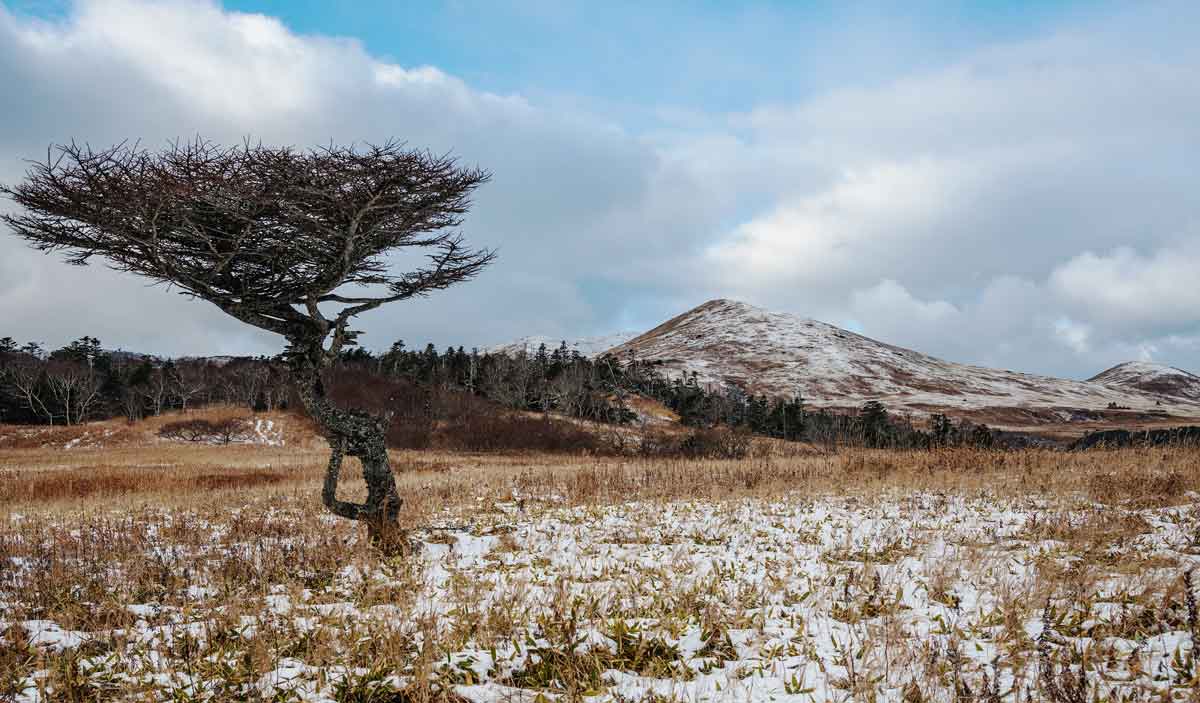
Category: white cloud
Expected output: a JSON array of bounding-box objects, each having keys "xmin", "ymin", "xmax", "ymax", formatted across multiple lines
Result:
[
  {"xmin": 1050, "ymin": 242, "xmax": 1200, "ymax": 330},
  {"xmin": 1053, "ymin": 317, "xmax": 1092, "ymax": 354},
  {"xmin": 684, "ymin": 5, "xmax": 1200, "ymax": 375},
  {"xmin": 0, "ymin": 0, "xmax": 698, "ymax": 355},
  {"xmin": 706, "ymin": 159, "xmax": 961, "ymax": 288},
  {"xmin": 850, "ymin": 279, "xmax": 958, "ymax": 325},
  {"xmin": 1, "ymin": 0, "xmax": 1200, "ymax": 380}
]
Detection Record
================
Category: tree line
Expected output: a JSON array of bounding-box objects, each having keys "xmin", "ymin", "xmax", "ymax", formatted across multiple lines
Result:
[
  {"xmin": 0, "ymin": 336, "xmax": 289, "ymax": 425},
  {"xmin": 341, "ymin": 340, "xmax": 998, "ymax": 449},
  {"xmin": 0, "ymin": 334, "xmax": 996, "ymax": 449}
]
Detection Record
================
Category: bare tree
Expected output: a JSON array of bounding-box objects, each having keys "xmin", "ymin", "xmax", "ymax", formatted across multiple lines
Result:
[
  {"xmin": 482, "ymin": 352, "xmax": 533, "ymax": 409},
  {"xmin": 225, "ymin": 362, "xmax": 262, "ymax": 409},
  {"xmin": 1, "ymin": 139, "xmax": 493, "ymax": 552},
  {"xmin": 5, "ymin": 354, "xmax": 56, "ymax": 425},
  {"xmin": 222, "ymin": 359, "xmax": 288, "ymax": 410},
  {"xmin": 140, "ymin": 366, "xmax": 170, "ymax": 417},
  {"xmin": 261, "ymin": 363, "xmax": 291, "ymax": 412},
  {"xmin": 120, "ymin": 385, "xmax": 144, "ymax": 423},
  {"xmin": 45, "ymin": 359, "xmax": 101, "ymax": 425},
  {"xmin": 107, "ymin": 354, "xmax": 145, "ymax": 422},
  {"xmin": 216, "ymin": 366, "xmax": 242, "ymax": 406},
  {"xmin": 171, "ymin": 360, "xmax": 209, "ymax": 413}
]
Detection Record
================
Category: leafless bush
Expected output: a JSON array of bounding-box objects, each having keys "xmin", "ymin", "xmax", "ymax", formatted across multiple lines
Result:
[
  {"xmin": 158, "ymin": 417, "xmax": 249, "ymax": 445},
  {"xmin": 211, "ymin": 418, "xmax": 250, "ymax": 444},
  {"xmin": 636, "ymin": 427, "xmax": 753, "ymax": 460},
  {"xmin": 446, "ymin": 412, "xmax": 612, "ymax": 454},
  {"xmin": 326, "ymin": 367, "xmax": 436, "ymax": 450},
  {"xmin": 326, "ymin": 366, "xmax": 615, "ymax": 455},
  {"xmin": 158, "ymin": 419, "xmax": 213, "ymax": 442}
]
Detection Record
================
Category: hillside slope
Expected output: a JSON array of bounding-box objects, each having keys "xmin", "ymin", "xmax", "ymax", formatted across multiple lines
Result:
[
  {"xmin": 605, "ymin": 299, "xmax": 1200, "ymax": 421},
  {"xmin": 1089, "ymin": 361, "xmax": 1200, "ymax": 403}
]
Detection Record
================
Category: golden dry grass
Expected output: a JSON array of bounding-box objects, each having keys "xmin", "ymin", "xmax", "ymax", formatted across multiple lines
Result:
[
  {"xmin": 4, "ymin": 429, "xmax": 1199, "ymax": 520},
  {"xmin": 3, "ymin": 411, "xmax": 1200, "ymax": 701}
]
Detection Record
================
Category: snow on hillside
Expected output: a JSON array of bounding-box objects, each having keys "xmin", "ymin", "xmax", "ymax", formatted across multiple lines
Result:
[
  {"xmin": 1089, "ymin": 361, "xmax": 1200, "ymax": 402},
  {"xmin": 607, "ymin": 299, "xmax": 1200, "ymax": 416},
  {"xmin": 486, "ymin": 331, "xmax": 639, "ymax": 359}
]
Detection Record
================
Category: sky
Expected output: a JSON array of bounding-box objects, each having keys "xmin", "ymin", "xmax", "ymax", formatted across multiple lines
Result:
[{"xmin": 0, "ymin": 0, "xmax": 1198, "ymax": 380}]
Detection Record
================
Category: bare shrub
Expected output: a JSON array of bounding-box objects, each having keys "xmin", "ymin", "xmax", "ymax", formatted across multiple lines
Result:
[
  {"xmin": 679, "ymin": 427, "xmax": 753, "ymax": 459},
  {"xmin": 386, "ymin": 421, "xmax": 435, "ymax": 450},
  {"xmin": 326, "ymin": 365, "xmax": 612, "ymax": 455},
  {"xmin": 446, "ymin": 412, "xmax": 611, "ymax": 454},
  {"xmin": 327, "ymin": 367, "xmax": 435, "ymax": 451},
  {"xmin": 635, "ymin": 427, "xmax": 753, "ymax": 460},
  {"xmin": 158, "ymin": 419, "xmax": 215, "ymax": 443},
  {"xmin": 211, "ymin": 417, "xmax": 250, "ymax": 444},
  {"xmin": 158, "ymin": 417, "xmax": 249, "ymax": 445}
]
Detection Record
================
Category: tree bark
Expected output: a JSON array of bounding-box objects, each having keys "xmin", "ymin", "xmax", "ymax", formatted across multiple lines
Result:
[{"xmin": 290, "ymin": 347, "xmax": 406, "ymax": 555}]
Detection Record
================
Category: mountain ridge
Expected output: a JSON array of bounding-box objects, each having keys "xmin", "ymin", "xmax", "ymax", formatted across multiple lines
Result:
[
  {"xmin": 1089, "ymin": 361, "xmax": 1200, "ymax": 402},
  {"xmin": 596, "ymin": 298, "xmax": 1200, "ymax": 422}
]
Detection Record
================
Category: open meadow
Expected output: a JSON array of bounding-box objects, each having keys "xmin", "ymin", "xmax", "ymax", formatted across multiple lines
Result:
[
  {"xmin": 4, "ymin": 1, "xmax": 1200, "ymax": 700},
  {"xmin": 2, "ymin": 412, "xmax": 1200, "ymax": 702}
]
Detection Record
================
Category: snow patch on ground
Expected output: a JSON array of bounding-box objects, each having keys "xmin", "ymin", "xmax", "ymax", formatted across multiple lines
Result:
[
  {"xmin": 251, "ymin": 418, "xmax": 285, "ymax": 447},
  {"xmin": 6, "ymin": 488, "xmax": 1200, "ymax": 700}
]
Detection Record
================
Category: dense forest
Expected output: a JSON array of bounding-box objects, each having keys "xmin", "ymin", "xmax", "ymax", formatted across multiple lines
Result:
[{"xmin": 0, "ymin": 335, "xmax": 996, "ymax": 449}]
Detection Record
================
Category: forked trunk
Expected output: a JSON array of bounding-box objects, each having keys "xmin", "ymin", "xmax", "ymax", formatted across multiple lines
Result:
[{"xmin": 290, "ymin": 350, "xmax": 406, "ymax": 555}]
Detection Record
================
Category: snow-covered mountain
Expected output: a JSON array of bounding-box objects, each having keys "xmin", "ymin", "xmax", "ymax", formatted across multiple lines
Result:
[
  {"xmin": 605, "ymin": 299, "xmax": 1200, "ymax": 419},
  {"xmin": 486, "ymin": 332, "xmax": 640, "ymax": 359},
  {"xmin": 1089, "ymin": 361, "xmax": 1200, "ymax": 403}
]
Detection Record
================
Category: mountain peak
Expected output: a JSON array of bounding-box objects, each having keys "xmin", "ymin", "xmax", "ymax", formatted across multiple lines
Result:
[
  {"xmin": 607, "ymin": 299, "xmax": 1200, "ymax": 418},
  {"xmin": 1090, "ymin": 360, "xmax": 1193, "ymax": 379},
  {"xmin": 491, "ymin": 299, "xmax": 1200, "ymax": 421},
  {"xmin": 691, "ymin": 298, "xmax": 768, "ymax": 314},
  {"xmin": 1089, "ymin": 360, "xmax": 1200, "ymax": 402}
]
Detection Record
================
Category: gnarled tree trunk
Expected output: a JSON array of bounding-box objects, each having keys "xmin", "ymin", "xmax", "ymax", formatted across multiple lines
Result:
[
  {"xmin": 3, "ymin": 138, "xmax": 495, "ymax": 556},
  {"xmin": 289, "ymin": 347, "xmax": 406, "ymax": 555}
]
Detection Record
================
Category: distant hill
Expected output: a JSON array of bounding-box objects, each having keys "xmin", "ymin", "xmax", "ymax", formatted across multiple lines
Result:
[
  {"xmin": 95, "ymin": 299, "xmax": 1200, "ymax": 429},
  {"xmin": 486, "ymin": 332, "xmax": 639, "ymax": 359},
  {"xmin": 603, "ymin": 299, "xmax": 1200, "ymax": 422},
  {"xmin": 107, "ymin": 351, "xmax": 242, "ymax": 367},
  {"xmin": 1088, "ymin": 361, "xmax": 1200, "ymax": 403}
]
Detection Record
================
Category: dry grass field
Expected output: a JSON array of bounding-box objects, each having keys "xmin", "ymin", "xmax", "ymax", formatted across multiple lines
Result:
[{"xmin": 2, "ymin": 409, "xmax": 1200, "ymax": 701}]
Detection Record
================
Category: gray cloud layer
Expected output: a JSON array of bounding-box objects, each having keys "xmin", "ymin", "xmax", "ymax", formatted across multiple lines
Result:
[{"xmin": 1, "ymin": 0, "xmax": 1198, "ymax": 380}]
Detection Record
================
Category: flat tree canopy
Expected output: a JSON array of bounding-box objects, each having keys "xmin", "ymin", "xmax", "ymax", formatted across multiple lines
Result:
[{"xmin": 1, "ymin": 139, "xmax": 495, "ymax": 552}]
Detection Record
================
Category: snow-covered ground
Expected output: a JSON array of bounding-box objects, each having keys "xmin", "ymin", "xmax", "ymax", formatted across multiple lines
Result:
[
  {"xmin": 4, "ymin": 485, "xmax": 1199, "ymax": 701},
  {"xmin": 249, "ymin": 418, "xmax": 285, "ymax": 447}
]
